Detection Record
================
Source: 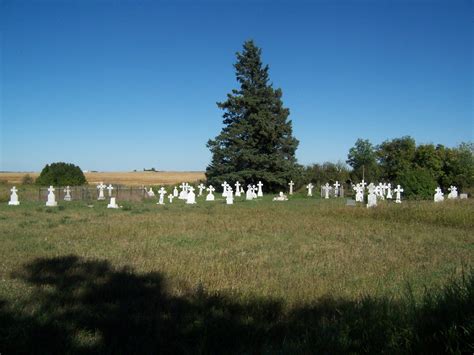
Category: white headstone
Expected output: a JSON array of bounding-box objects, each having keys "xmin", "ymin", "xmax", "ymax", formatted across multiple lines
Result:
[
  {"xmin": 394, "ymin": 184, "xmax": 403, "ymax": 204},
  {"xmin": 246, "ymin": 185, "xmax": 254, "ymax": 201},
  {"xmin": 273, "ymin": 191, "xmax": 288, "ymax": 201},
  {"xmin": 179, "ymin": 182, "xmax": 188, "ymax": 200},
  {"xmin": 322, "ymin": 183, "xmax": 330, "ymax": 199},
  {"xmin": 97, "ymin": 182, "xmax": 106, "ymax": 200},
  {"xmin": 333, "ymin": 181, "xmax": 340, "ymax": 197},
  {"xmin": 63, "ymin": 186, "xmax": 72, "ymax": 201},
  {"xmin": 107, "ymin": 197, "xmax": 119, "ymax": 209},
  {"xmin": 221, "ymin": 181, "xmax": 228, "ymax": 197},
  {"xmin": 460, "ymin": 193, "xmax": 468, "ymax": 199},
  {"xmin": 106, "ymin": 184, "xmax": 114, "ymax": 197},
  {"xmin": 186, "ymin": 186, "xmax": 196, "ymax": 204},
  {"xmin": 147, "ymin": 187, "xmax": 155, "ymax": 197},
  {"xmin": 173, "ymin": 186, "xmax": 179, "ymax": 197},
  {"xmin": 386, "ymin": 183, "xmax": 393, "ymax": 199},
  {"xmin": 306, "ymin": 183, "xmax": 314, "ymax": 197},
  {"xmin": 288, "ymin": 180, "xmax": 294, "ymax": 195},
  {"xmin": 235, "ymin": 181, "xmax": 241, "ymax": 197},
  {"xmin": 434, "ymin": 187, "xmax": 444, "ymax": 202},
  {"xmin": 252, "ymin": 185, "xmax": 257, "ymax": 199},
  {"xmin": 206, "ymin": 185, "xmax": 215, "ymax": 201},
  {"xmin": 226, "ymin": 186, "xmax": 234, "ymax": 205},
  {"xmin": 157, "ymin": 187, "xmax": 167, "ymax": 205},
  {"xmin": 447, "ymin": 186, "xmax": 458, "ymax": 199},
  {"xmin": 46, "ymin": 186, "xmax": 58, "ymax": 207},
  {"xmin": 168, "ymin": 194, "xmax": 174, "ymax": 203},
  {"xmin": 198, "ymin": 183, "xmax": 206, "ymax": 196},
  {"xmin": 366, "ymin": 183, "xmax": 377, "ymax": 208},
  {"xmin": 257, "ymin": 181, "xmax": 263, "ymax": 197},
  {"xmin": 8, "ymin": 186, "xmax": 20, "ymax": 206},
  {"xmin": 354, "ymin": 183, "xmax": 364, "ymax": 203}
]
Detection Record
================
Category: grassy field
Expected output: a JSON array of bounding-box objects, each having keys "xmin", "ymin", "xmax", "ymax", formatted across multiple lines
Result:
[
  {"xmin": 0, "ymin": 171, "xmax": 206, "ymax": 186},
  {"xmin": 0, "ymin": 193, "xmax": 473, "ymax": 353}
]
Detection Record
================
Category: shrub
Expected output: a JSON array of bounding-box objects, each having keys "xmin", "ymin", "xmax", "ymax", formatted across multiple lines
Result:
[
  {"xmin": 21, "ymin": 174, "xmax": 35, "ymax": 185},
  {"xmin": 396, "ymin": 168, "xmax": 437, "ymax": 199},
  {"xmin": 36, "ymin": 162, "xmax": 87, "ymax": 187}
]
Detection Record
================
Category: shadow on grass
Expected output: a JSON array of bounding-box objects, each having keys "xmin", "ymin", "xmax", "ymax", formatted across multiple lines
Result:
[{"xmin": 1, "ymin": 255, "xmax": 472, "ymax": 354}]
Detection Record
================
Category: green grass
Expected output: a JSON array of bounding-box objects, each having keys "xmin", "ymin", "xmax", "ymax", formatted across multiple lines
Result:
[{"xmin": 0, "ymin": 194, "xmax": 473, "ymax": 353}]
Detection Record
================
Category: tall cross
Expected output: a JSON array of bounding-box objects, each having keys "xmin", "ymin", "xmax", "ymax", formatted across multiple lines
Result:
[
  {"xmin": 11, "ymin": 186, "xmax": 18, "ymax": 194},
  {"xmin": 97, "ymin": 182, "xmax": 106, "ymax": 190},
  {"xmin": 106, "ymin": 184, "xmax": 114, "ymax": 196},
  {"xmin": 288, "ymin": 180, "xmax": 294, "ymax": 195},
  {"xmin": 180, "ymin": 182, "xmax": 186, "ymax": 191},
  {"xmin": 159, "ymin": 187, "xmax": 167, "ymax": 196},
  {"xmin": 235, "ymin": 181, "xmax": 241, "ymax": 191},
  {"xmin": 48, "ymin": 186, "xmax": 55, "ymax": 194},
  {"xmin": 198, "ymin": 183, "xmax": 206, "ymax": 196}
]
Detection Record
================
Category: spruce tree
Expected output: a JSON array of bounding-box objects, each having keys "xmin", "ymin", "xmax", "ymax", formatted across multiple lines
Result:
[{"xmin": 206, "ymin": 40, "xmax": 299, "ymax": 192}]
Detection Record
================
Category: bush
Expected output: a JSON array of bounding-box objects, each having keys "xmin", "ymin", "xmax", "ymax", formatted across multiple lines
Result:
[
  {"xmin": 396, "ymin": 168, "xmax": 437, "ymax": 199},
  {"xmin": 35, "ymin": 162, "xmax": 87, "ymax": 187},
  {"xmin": 21, "ymin": 174, "xmax": 35, "ymax": 185}
]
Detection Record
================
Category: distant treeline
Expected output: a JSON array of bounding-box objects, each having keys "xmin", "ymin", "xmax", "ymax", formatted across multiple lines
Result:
[{"xmin": 302, "ymin": 137, "xmax": 473, "ymax": 199}]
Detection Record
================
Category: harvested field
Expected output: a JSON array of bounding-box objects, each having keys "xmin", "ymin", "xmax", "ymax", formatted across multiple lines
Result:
[{"xmin": 0, "ymin": 171, "xmax": 205, "ymax": 186}]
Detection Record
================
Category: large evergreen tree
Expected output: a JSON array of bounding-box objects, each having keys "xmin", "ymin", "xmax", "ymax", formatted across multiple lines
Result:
[{"xmin": 206, "ymin": 40, "xmax": 299, "ymax": 191}]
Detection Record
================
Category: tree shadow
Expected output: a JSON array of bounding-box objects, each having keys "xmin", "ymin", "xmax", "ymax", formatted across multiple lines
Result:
[{"xmin": 1, "ymin": 255, "xmax": 472, "ymax": 354}]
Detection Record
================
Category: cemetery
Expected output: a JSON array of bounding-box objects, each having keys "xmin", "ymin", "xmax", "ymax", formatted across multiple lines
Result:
[{"xmin": 1, "ymin": 2, "xmax": 473, "ymax": 353}]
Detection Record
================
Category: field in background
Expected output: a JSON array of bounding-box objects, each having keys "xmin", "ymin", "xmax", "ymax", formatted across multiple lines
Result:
[
  {"xmin": 0, "ymin": 171, "xmax": 206, "ymax": 186},
  {"xmin": 0, "ymin": 196, "xmax": 472, "ymax": 352}
]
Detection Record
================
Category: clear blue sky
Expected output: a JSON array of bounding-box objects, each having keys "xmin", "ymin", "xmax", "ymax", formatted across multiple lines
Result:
[{"xmin": 1, "ymin": 0, "xmax": 472, "ymax": 172}]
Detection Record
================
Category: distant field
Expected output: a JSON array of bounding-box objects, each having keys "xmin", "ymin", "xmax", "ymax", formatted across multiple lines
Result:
[{"xmin": 0, "ymin": 171, "xmax": 206, "ymax": 186}]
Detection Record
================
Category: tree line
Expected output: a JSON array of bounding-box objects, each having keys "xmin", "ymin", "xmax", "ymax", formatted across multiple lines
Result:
[{"xmin": 303, "ymin": 138, "xmax": 473, "ymax": 199}]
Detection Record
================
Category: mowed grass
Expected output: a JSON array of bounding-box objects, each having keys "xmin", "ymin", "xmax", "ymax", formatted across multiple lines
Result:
[
  {"xmin": 0, "ymin": 171, "xmax": 205, "ymax": 186},
  {"xmin": 0, "ymin": 195, "xmax": 473, "ymax": 353}
]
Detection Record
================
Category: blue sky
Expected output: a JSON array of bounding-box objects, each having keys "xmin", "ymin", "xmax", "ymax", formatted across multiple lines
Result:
[{"xmin": 1, "ymin": 0, "xmax": 472, "ymax": 172}]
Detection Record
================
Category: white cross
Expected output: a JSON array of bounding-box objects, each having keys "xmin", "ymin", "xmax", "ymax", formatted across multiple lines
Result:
[
  {"xmin": 159, "ymin": 187, "xmax": 167, "ymax": 196},
  {"xmin": 168, "ymin": 194, "xmax": 174, "ymax": 203},
  {"xmin": 235, "ymin": 181, "xmax": 241, "ymax": 191},
  {"xmin": 48, "ymin": 186, "xmax": 55, "ymax": 193},
  {"xmin": 97, "ymin": 182, "xmax": 106, "ymax": 190},
  {"xmin": 11, "ymin": 186, "xmax": 18, "ymax": 194},
  {"xmin": 198, "ymin": 183, "xmax": 206, "ymax": 196},
  {"xmin": 207, "ymin": 185, "xmax": 215, "ymax": 193},
  {"xmin": 288, "ymin": 181, "xmax": 294, "ymax": 195},
  {"xmin": 180, "ymin": 182, "xmax": 186, "ymax": 191},
  {"xmin": 394, "ymin": 185, "xmax": 403, "ymax": 194},
  {"xmin": 106, "ymin": 184, "xmax": 114, "ymax": 196}
]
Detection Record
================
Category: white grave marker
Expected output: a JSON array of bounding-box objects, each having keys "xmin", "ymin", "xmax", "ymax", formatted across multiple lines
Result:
[
  {"xmin": 333, "ymin": 181, "xmax": 340, "ymax": 197},
  {"xmin": 107, "ymin": 197, "xmax": 119, "ymax": 209},
  {"xmin": 322, "ymin": 183, "xmax": 331, "ymax": 199},
  {"xmin": 447, "ymin": 186, "xmax": 458, "ymax": 199},
  {"xmin": 235, "ymin": 181, "xmax": 241, "ymax": 197},
  {"xmin": 257, "ymin": 181, "xmax": 263, "ymax": 197},
  {"xmin": 157, "ymin": 187, "xmax": 167, "ymax": 205},
  {"xmin": 198, "ymin": 183, "xmax": 206, "ymax": 196},
  {"xmin": 434, "ymin": 187, "xmax": 444, "ymax": 203},
  {"xmin": 106, "ymin": 184, "xmax": 114, "ymax": 197},
  {"xmin": 97, "ymin": 182, "xmax": 106, "ymax": 200},
  {"xmin": 226, "ymin": 186, "xmax": 234, "ymax": 205},
  {"xmin": 206, "ymin": 185, "xmax": 215, "ymax": 201},
  {"xmin": 173, "ymin": 186, "xmax": 179, "ymax": 197},
  {"xmin": 246, "ymin": 185, "xmax": 254, "ymax": 201},
  {"xmin": 46, "ymin": 186, "xmax": 58, "ymax": 207},
  {"xmin": 8, "ymin": 186, "xmax": 20, "ymax": 205},
  {"xmin": 306, "ymin": 183, "xmax": 314, "ymax": 197},
  {"xmin": 288, "ymin": 180, "xmax": 294, "ymax": 195},
  {"xmin": 221, "ymin": 181, "xmax": 228, "ymax": 197},
  {"xmin": 186, "ymin": 186, "xmax": 196, "ymax": 204},
  {"xmin": 366, "ymin": 183, "xmax": 377, "ymax": 208},
  {"xmin": 168, "ymin": 194, "xmax": 174, "ymax": 203},
  {"xmin": 64, "ymin": 186, "xmax": 72, "ymax": 201},
  {"xmin": 394, "ymin": 184, "xmax": 403, "ymax": 203}
]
